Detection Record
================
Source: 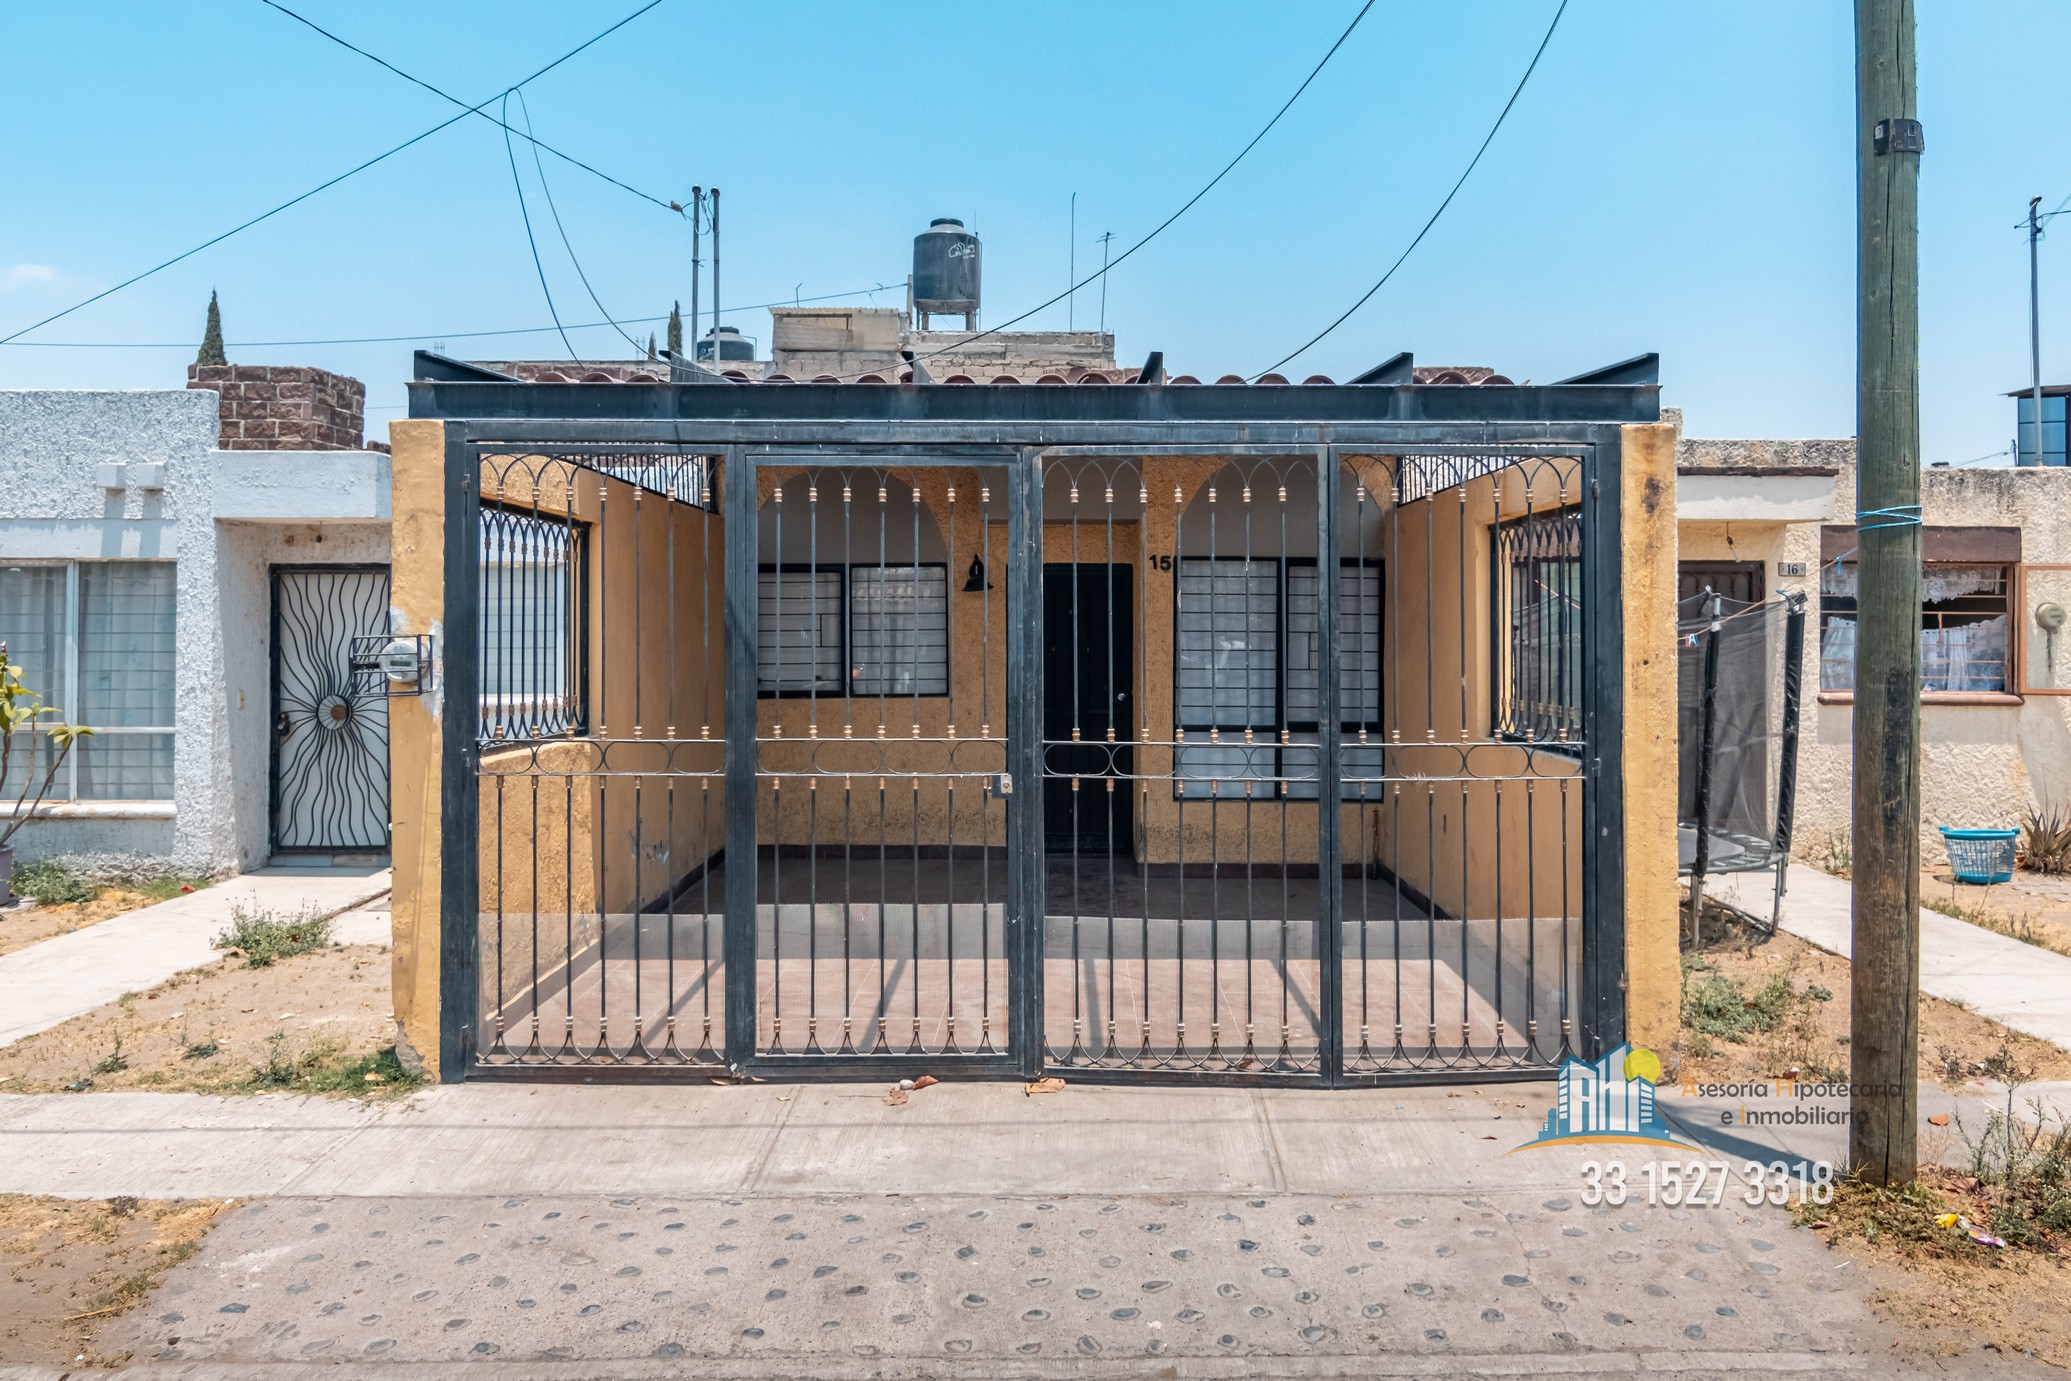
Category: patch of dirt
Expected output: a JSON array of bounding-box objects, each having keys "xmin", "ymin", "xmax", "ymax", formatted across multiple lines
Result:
[
  {"xmin": 1671, "ymin": 925, "xmax": 2071, "ymax": 1087},
  {"xmin": 0, "ymin": 941, "xmax": 399, "ymax": 1097},
  {"xmin": 1801, "ymin": 1170, "xmax": 2071, "ymax": 1371},
  {"xmin": 1924, "ymin": 867, "xmax": 2071, "ymax": 961},
  {"xmin": 0, "ymin": 889, "xmax": 168, "ymax": 960},
  {"xmin": 0, "ymin": 1194, "xmax": 226, "ymax": 1366}
]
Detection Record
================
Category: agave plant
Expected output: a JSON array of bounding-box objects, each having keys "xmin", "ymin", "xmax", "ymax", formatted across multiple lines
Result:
[
  {"xmin": 2022, "ymin": 803, "xmax": 2071, "ymax": 877},
  {"xmin": 0, "ymin": 642, "xmax": 94, "ymax": 854}
]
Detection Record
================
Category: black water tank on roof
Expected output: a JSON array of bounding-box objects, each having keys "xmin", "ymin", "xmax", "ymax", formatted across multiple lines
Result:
[{"xmin": 912, "ymin": 218, "xmax": 980, "ymax": 315}]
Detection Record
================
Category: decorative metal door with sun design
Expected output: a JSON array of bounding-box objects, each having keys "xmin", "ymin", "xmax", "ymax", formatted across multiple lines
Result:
[{"xmin": 270, "ymin": 566, "xmax": 392, "ymax": 853}]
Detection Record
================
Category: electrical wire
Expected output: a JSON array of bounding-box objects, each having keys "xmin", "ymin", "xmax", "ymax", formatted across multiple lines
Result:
[
  {"xmin": 256, "ymin": 0, "xmax": 679, "ymax": 213},
  {"xmin": 0, "ymin": 284, "xmax": 902, "ymax": 349},
  {"xmin": 0, "ymin": 0, "xmax": 664, "ymax": 346},
  {"xmin": 501, "ymin": 93, "xmax": 581, "ymax": 365},
  {"xmin": 1250, "ymin": 0, "xmax": 1569, "ymax": 380},
  {"xmin": 831, "ymin": 0, "xmax": 1378, "ymax": 379},
  {"xmin": 515, "ymin": 90, "xmax": 644, "ymax": 354}
]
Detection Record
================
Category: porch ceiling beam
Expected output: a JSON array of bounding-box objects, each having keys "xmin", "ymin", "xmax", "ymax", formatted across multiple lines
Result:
[
  {"xmin": 454, "ymin": 420, "xmax": 1629, "ymax": 450},
  {"xmin": 410, "ymin": 378, "xmax": 1657, "ymax": 427}
]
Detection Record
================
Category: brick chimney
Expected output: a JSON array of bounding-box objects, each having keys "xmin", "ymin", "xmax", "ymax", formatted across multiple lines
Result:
[{"xmin": 185, "ymin": 363, "xmax": 368, "ymax": 450}]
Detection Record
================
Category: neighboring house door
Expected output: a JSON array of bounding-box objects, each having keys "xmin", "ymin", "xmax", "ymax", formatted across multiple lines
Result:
[{"xmin": 271, "ymin": 566, "xmax": 391, "ymax": 853}]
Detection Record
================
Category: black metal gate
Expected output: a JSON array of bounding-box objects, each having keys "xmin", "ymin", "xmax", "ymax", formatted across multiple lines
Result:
[{"xmin": 458, "ymin": 439, "xmax": 1616, "ymax": 1084}]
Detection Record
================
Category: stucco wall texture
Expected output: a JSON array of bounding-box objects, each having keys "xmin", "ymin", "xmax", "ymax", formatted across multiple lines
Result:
[
  {"xmin": 2, "ymin": 389, "xmax": 392, "ymax": 872},
  {"xmin": 1810, "ymin": 461, "xmax": 2071, "ymax": 850},
  {"xmin": 1, "ymin": 391, "xmax": 214, "ymax": 864}
]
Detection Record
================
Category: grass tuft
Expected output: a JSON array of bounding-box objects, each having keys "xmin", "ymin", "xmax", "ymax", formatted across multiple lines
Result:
[{"xmin": 212, "ymin": 904, "xmax": 332, "ymax": 968}]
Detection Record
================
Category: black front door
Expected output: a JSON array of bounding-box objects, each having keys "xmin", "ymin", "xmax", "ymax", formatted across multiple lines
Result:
[{"xmin": 1042, "ymin": 563, "xmax": 1133, "ymax": 854}]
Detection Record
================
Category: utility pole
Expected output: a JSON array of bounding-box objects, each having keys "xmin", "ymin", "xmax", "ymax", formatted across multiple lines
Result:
[
  {"xmin": 710, "ymin": 187, "xmax": 721, "ymax": 365},
  {"xmin": 1850, "ymin": 0, "xmax": 1924, "ymax": 1187},
  {"xmin": 2029, "ymin": 196, "xmax": 2044, "ymax": 465}
]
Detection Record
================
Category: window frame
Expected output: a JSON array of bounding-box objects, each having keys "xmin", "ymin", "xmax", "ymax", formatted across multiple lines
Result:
[
  {"xmin": 1490, "ymin": 507, "xmax": 1585, "ymax": 753},
  {"xmin": 1817, "ymin": 558, "xmax": 2020, "ymax": 703},
  {"xmin": 0, "ymin": 558, "xmax": 178, "ymax": 802},
  {"xmin": 754, "ymin": 559, "xmax": 952, "ymax": 700},
  {"xmin": 1170, "ymin": 554, "xmax": 1384, "ymax": 800}
]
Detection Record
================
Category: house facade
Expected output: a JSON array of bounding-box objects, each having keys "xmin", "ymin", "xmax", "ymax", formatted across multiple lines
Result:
[
  {"xmin": 381, "ymin": 354, "xmax": 1681, "ymax": 1086},
  {"xmin": 0, "ymin": 369, "xmax": 392, "ymax": 874},
  {"xmin": 1671, "ymin": 412, "xmax": 2071, "ymax": 853}
]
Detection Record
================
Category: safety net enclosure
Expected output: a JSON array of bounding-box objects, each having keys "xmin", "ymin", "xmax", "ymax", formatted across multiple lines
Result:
[{"xmin": 1677, "ymin": 588, "xmax": 1807, "ymax": 927}]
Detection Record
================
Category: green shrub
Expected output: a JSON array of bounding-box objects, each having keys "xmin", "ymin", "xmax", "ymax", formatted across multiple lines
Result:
[
  {"xmin": 12, "ymin": 857, "xmax": 100, "ymax": 906},
  {"xmin": 1683, "ymin": 965, "xmax": 1799, "ymax": 1042},
  {"xmin": 213, "ymin": 904, "xmax": 332, "ymax": 967}
]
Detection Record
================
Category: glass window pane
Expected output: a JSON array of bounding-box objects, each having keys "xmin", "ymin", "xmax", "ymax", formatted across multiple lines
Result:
[
  {"xmin": 757, "ymin": 568, "xmax": 843, "ymax": 693},
  {"xmin": 75, "ymin": 731, "xmax": 173, "ymax": 801},
  {"xmin": 849, "ymin": 565, "xmax": 948, "ymax": 696},
  {"xmin": 0, "ymin": 564, "xmax": 69, "ymax": 714},
  {"xmin": 1286, "ymin": 563, "xmax": 1383, "ymax": 727},
  {"xmin": 1177, "ymin": 558, "xmax": 1277, "ymax": 728},
  {"xmin": 478, "ymin": 511, "xmax": 586, "ymax": 738},
  {"xmin": 78, "ymin": 563, "xmax": 175, "ymax": 728}
]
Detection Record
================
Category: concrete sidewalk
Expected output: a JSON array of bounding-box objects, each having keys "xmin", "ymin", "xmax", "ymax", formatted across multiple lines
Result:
[
  {"xmin": 1711, "ymin": 861, "xmax": 2071, "ymax": 1052},
  {"xmin": 0, "ymin": 866, "xmax": 391, "ymax": 1049},
  {"xmin": 6, "ymin": 1076, "xmax": 2062, "ymax": 1203}
]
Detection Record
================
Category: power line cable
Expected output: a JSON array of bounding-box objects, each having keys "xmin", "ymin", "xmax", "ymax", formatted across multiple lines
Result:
[
  {"xmin": 0, "ymin": 284, "xmax": 902, "ymax": 349},
  {"xmin": 0, "ymin": 0, "xmax": 664, "ymax": 345},
  {"xmin": 835, "ymin": 0, "xmax": 1377, "ymax": 379},
  {"xmin": 256, "ymin": 0, "xmax": 679, "ymax": 213},
  {"xmin": 515, "ymin": 90, "xmax": 644, "ymax": 354},
  {"xmin": 1250, "ymin": 0, "xmax": 1569, "ymax": 379},
  {"xmin": 501, "ymin": 93, "xmax": 582, "ymax": 364}
]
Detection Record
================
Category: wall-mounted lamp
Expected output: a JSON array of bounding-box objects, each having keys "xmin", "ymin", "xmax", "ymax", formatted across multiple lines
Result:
[{"xmin": 962, "ymin": 554, "xmax": 992, "ymax": 593}]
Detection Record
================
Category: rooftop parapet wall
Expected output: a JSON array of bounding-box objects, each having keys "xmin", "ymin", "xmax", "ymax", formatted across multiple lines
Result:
[
  {"xmin": 1676, "ymin": 436, "xmax": 1855, "ymax": 472},
  {"xmin": 186, "ymin": 363, "xmax": 368, "ymax": 451}
]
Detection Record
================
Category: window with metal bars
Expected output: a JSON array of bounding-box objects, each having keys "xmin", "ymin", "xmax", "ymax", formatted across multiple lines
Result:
[
  {"xmin": 1173, "ymin": 557, "xmax": 1383, "ymax": 798},
  {"xmin": 756, "ymin": 563, "xmax": 949, "ymax": 697},
  {"xmin": 478, "ymin": 507, "xmax": 588, "ymax": 740},
  {"xmin": 1492, "ymin": 508, "xmax": 1583, "ymax": 746},
  {"xmin": 0, "ymin": 560, "xmax": 176, "ymax": 800}
]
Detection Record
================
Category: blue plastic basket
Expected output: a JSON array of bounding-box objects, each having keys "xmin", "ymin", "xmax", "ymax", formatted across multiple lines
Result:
[{"xmin": 1940, "ymin": 827, "xmax": 2019, "ymax": 885}]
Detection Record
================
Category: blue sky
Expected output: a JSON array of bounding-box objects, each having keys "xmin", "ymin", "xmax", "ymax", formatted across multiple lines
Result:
[{"xmin": 0, "ymin": 2, "xmax": 2063, "ymax": 461}]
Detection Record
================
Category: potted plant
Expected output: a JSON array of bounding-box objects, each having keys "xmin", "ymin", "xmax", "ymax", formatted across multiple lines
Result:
[{"xmin": 0, "ymin": 642, "xmax": 93, "ymax": 905}]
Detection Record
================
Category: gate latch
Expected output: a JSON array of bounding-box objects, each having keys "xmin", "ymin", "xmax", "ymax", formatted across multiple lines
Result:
[{"xmin": 993, "ymin": 772, "xmax": 1013, "ymax": 797}]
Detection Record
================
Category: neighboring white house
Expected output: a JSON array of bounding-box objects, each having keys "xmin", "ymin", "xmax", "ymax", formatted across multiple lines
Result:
[
  {"xmin": 1671, "ymin": 406, "xmax": 2071, "ymax": 852},
  {"xmin": 0, "ymin": 375, "xmax": 392, "ymax": 874}
]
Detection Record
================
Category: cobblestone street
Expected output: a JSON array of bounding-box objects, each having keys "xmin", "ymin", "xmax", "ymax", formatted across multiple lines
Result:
[{"xmin": 109, "ymin": 1187, "xmax": 1864, "ymax": 1376}]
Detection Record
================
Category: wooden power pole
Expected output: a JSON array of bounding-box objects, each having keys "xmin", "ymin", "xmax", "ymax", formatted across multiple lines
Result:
[{"xmin": 1850, "ymin": 0, "xmax": 1924, "ymax": 1185}]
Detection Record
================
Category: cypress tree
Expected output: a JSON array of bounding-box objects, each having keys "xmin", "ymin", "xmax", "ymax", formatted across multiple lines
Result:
[
  {"xmin": 667, "ymin": 300, "xmax": 683, "ymax": 355},
  {"xmin": 195, "ymin": 290, "xmax": 226, "ymax": 367}
]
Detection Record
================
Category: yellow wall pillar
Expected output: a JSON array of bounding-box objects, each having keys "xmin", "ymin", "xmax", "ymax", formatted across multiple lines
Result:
[
  {"xmin": 1619, "ymin": 422, "xmax": 1680, "ymax": 1052},
  {"xmin": 386, "ymin": 419, "xmax": 447, "ymax": 1078}
]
